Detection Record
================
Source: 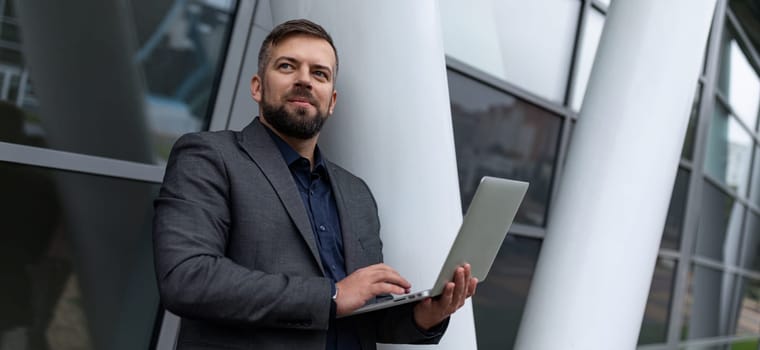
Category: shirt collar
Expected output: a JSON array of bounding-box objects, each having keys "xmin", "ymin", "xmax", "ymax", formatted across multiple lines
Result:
[{"xmin": 262, "ymin": 120, "xmax": 326, "ymax": 171}]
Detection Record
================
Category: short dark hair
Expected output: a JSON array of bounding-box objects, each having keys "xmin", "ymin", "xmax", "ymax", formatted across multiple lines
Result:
[{"xmin": 257, "ymin": 19, "xmax": 339, "ymax": 81}]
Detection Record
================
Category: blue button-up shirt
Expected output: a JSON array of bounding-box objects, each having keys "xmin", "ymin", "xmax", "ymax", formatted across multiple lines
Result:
[{"xmin": 265, "ymin": 126, "xmax": 359, "ymax": 350}]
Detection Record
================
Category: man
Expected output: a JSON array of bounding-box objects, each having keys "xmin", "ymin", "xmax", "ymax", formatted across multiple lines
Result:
[{"xmin": 153, "ymin": 19, "xmax": 476, "ymax": 350}]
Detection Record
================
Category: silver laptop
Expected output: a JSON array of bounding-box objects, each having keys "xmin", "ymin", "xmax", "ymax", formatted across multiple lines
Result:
[{"xmin": 342, "ymin": 176, "xmax": 529, "ymax": 317}]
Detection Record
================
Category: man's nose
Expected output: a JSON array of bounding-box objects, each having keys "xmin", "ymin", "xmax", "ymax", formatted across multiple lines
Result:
[{"xmin": 294, "ymin": 67, "xmax": 313, "ymax": 88}]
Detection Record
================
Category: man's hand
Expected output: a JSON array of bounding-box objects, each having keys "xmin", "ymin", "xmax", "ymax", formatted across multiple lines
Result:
[
  {"xmin": 413, "ymin": 263, "xmax": 478, "ymax": 330},
  {"xmin": 335, "ymin": 263, "xmax": 411, "ymax": 316}
]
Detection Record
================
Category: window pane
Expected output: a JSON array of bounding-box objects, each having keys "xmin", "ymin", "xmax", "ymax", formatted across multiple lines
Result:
[
  {"xmin": 638, "ymin": 259, "xmax": 677, "ymax": 345},
  {"xmin": 0, "ymin": 21, "xmax": 20, "ymax": 43},
  {"xmin": 661, "ymin": 168, "xmax": 690, "ymax": 250},
  {"xmin": 718, "ymin": 30, "xmax": 760, "ymax": 132},
  {"xmin": 730, "ymin": 0, "xmax": 760, "ymax": 56},
  {"xmin": 682, "ymin": 265, "xmax": 737, "ymax": 340},
  {"xmin": 0, "ymin": 0, "xmax": 236, "ymax": 164},
  {"xmin": 735, "ymin": 278, "xmax": 760, "ymax": 336},
  {"xmin": 448, "ymin": 70, "xmax": 562, "ymax": 226},
  {"xmin": 440, "ymin": 0, "xmax": 580, "ymax": 102},
  {"xmin": 694, "ymin": 181, "xmax": 746, "ymax": 263},
  {"xmin": 3, "ymin": 0, "xmax": 14, "ymax": 17},
  {"xmin": 0, "ymin": 161, "xmax": 159, "ymax": 350},
  {"xmin": 571, "ymin": 8, "xmax": 605, "ymax": 111},
  {"xmin": 704, "ymin": 102, "xmax": 753, "ymax": 197},
  {"xmin": 751, "ymin": 146, "xmax": 760, "ymax": 208},
  {"xmin": 741, "ymin": 211, "xmax": 760, "ymax": 271},
  {"xmin": 473, "ymin": 236, "xmax": 541, "ymax": 350}
]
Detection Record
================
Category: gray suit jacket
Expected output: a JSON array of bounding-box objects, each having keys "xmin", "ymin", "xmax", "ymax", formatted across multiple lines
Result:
[{"xmin": 153, "ymin": 119, "xmax": 446, "ymax": 349}]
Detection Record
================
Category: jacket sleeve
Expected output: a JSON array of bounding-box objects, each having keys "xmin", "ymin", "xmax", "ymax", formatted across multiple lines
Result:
[
  {"xmin": 371, "ymin": 303, "xmax": 449, "ymax": 344},
  {"xmin": 152, "ymin": 133, "xmax": 333, "ymax": 330}
]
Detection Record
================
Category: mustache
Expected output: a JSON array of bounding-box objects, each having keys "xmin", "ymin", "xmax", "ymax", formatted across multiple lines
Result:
[{"xmin": 285, "ymin": 86, "xmax": 317, "ymax": 105}]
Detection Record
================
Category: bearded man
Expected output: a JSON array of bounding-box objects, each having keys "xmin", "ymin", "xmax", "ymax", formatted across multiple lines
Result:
[{"xmin": 152, "ymin": 19, "xmax": 476, "ymax": 350}]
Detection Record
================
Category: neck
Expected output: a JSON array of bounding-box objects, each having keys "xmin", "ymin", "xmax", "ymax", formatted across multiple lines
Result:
[{"xmin": 259, "ymin": 117, "xmax": 319, "ymax": 167}]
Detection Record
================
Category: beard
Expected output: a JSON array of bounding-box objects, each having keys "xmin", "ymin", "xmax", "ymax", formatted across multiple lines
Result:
[{"xmin": 261, "ymin": 86, "xmax": 329, "ymax": 140}]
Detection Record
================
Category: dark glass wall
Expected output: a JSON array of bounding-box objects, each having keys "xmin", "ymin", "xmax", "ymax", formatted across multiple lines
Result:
[
  {"xmin": 1, "ymin": 0, "xmax": 234, "ymax": 164},
  {"xmin": 0, "ymin": 162, "xmax": 160, "ymax": 349},
  {"xmin": 0, "ymin": 0, "xmax": 236, "ymax": 348}
]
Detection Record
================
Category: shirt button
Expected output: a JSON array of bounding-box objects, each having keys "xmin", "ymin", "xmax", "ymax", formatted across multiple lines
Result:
[{"xmin": 319, "ymin": 225, "xmax": 326, "ymax": 231}]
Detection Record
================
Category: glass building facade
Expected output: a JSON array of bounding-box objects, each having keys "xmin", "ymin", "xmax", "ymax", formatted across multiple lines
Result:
[
  {"xmin": 440, "ymin": 0, "xmax": 760, "ymax": 349},
  {"xmin": 0, "ymin": 0, "xmax": 759, "ymax": 349},
  {"xmin": 0, "ymin": 0, "xmax": 236, "ymax": 348}
]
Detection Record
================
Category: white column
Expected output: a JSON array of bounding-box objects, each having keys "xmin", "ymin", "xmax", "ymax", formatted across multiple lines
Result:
[
  {"xmin": 269, "ymin": 1, "xmax": 476, "ymax": 349},
  {"xmin": 514, "ymin": 1, "xmax": 716, "ymax": 349}
]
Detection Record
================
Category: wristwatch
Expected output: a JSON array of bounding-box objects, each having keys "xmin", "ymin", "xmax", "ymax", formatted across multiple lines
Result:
[{"xmin": 332, "ymin": 285, "xmax": 339, "ymax": 301}]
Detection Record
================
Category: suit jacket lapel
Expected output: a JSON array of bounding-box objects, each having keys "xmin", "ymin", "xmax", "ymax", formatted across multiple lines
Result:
[
  {"xmin": 326, "ymin": 162, "xmax": 364, "ymax": 274},
  {"xmin": 237, "ymin": 118, "xmax": 325, "ymax": 274}
]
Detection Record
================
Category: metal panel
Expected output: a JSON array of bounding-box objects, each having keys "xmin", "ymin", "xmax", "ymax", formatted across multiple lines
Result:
[
  {"xmin": 208, "ymin": 0, "xmax": 257, "ymax": 131},
  {"xmin": 665, "ymin": 1, "xmax": 728, "ymax": 348},
  {"xmin": 0, "ymin": 141, "xmax": 164, "ymax": 182}
]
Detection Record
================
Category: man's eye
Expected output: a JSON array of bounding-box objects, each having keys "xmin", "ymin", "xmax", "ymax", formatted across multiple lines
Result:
[
  {"xmin": 314, "ymin": 71, "xmax": 328, "ymax": 79},
  {"xmin": 278, "ymin": 63, "xmax": 294, "ymax": 70}
]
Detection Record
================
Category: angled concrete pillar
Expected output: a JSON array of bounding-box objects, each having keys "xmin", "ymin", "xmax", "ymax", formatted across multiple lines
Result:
[
  {"xmin": 514, "ymin": 1, "xmax": 717, "ymax": 349},
  {"xmin": 269, "ymin": 1, "xmax": 476, "ymax": 349}
]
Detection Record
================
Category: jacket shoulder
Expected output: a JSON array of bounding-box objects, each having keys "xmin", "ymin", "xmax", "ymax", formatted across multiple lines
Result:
[{"xmin": 172, "ymin": 129, "xmax": 238, "ymax": 149}]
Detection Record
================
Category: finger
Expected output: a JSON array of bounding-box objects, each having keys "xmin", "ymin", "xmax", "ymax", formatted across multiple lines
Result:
[
  {"xmin": 370, "ymin": 281, "xmax": 408, "ymax": 296},
  {"xmin": 467, "ymin": 277, "xmax": 479, "ymax": 298},
  {"xmin": 369, "ymin": 268, "xmax": 412, "ymax": 290},
  {"xmin": 369, "ymin": 263, "xmax": 405, "ymax": 275},
  {"xmin": 463, "ymin": 263, "xmax": 472, "ymax": 280},
  {"xmin": 464, "ymin": 264, "xmax": 473, "ymax": 288},
  {"xmin": 379, "ymin": 272, "xmax": 412, "ymax": 290},
  {"xmin": 438, "ymin": 281, "xmax": 455, "ymax": 307},
  {"xmin": 451, "ymin": 267, "xmax": 467, "ymax": 307}
]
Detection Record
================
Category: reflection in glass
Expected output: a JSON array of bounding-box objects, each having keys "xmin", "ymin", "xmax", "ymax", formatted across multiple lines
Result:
[
  {"xmin": 704, "ymin": 102, "xmax": 753, "ymax": 197},
  {"xmin": 661, "ymin": 168, "xmax": 690, "ymax": 250},
  {"xmin": 448, "ymin": 70, "xmax": 562, "ymax": 226},
  {"xmin": 679, "ymin": 345, "xmax": 735, "ymax": 350},
  {"xmin": 718, "ymin": 30, "xmax": 760, "ymax": 131},
  {"xmin": 440, "ymin": 0, "xmax": 580, "ymax": 102},
  {"xmin": 571, "ymin": 8, "xmax": 605, "ymax": 111},
  {"xmin": 0, "ymin": 0, "xmax": 235, "ymax": 164},
  {"xmin": 694, "ymin": 182, "xmax": 745, "ymax": 264},
  {"xmin": 734, "ymin": 278, "xmax": 760, "ymax": 335},
  {"xmin": 0, "ymin": 161, "xmax": 160, "ymax": 350},
  {"xmin": 472, "ymin": 236, "xmax": 541, "ymax": 350},
  {"xmin": 730, "ymin": 339, "xmax": 759, "ymax": 349},
  {"xmin": 638, "ymin": 259, "xmax": 677, "ymax": 345},
  {"xmin": 682, "ymin": 265, "xmax": 737, "ymax": 340}
]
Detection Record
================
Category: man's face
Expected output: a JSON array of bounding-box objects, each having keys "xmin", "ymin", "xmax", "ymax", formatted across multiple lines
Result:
[{"xmin": 251, "ymin": 34, "xmax": 337, "ymax": 140}]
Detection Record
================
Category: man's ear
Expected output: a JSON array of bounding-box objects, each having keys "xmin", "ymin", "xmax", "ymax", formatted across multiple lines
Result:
[
  {"xmin": 328, "ymin": 90, "xmax": 337, "ymax": 115},
  {"xmin": 250, "ymin": 74, "xmax": 262, "ymax": 103}
]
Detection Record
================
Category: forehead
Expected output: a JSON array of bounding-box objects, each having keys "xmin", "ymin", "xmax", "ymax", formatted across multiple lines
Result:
[{"xmin": 269, "ymin": 35, "xmax": 336, "ymax": 69}]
